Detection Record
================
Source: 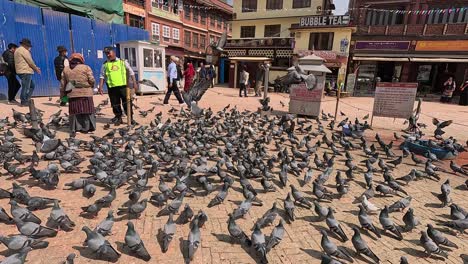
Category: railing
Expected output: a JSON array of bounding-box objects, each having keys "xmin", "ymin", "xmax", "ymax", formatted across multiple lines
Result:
[
  {"xmin": 226, "ymin": 37, "xmax": 294, "ymax": 48},
  {"xmin": 363, "ymin": 23, "xmax": 467, "ymax": 36}
]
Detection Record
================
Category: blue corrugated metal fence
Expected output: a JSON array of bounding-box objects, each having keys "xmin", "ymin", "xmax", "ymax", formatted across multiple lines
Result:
[{"xmin": 0, "ymin": 0, "xmax": 149, "ymax": 97}]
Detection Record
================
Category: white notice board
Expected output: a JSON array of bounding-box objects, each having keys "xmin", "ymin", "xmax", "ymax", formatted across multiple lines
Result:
[{"xmin": 372, "ymin": 82, "xmax": 418, "ymax": 119}]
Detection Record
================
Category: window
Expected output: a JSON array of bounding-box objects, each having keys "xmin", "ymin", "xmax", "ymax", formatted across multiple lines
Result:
[
  {"xmin": 184, "ymin": 30, "xmax": 191, "ymax": 47},
  {"xmin": 192, "ymin": 33, "xmax": 199, "ymax": 48},
  {"xmin": 201, "ymin": 11, "xmax": 207, "ymax": 25},
  {"xmin": 154, "ymin": 49, "xmax": 162, "ymax": 68},
  {"xmin": 200, "ymin": 35, "xmax": 206, "ymax": 49},
  {"xmin": 151, "ymin": 23, "xmax": 160, "ymax": 41},
  {"xmin": 264, "ymin": 24, "xmax": 281, "ymax": 37},
  {"xmin": 210, "ymin": 14, "xmax": 215, "ymax": 26},
  {"xmin": 308, "ymin": 32, "xmax": 334, "ymax": 50},
  {"xmin": 173, "ymin": 28, "xmax": 180, "ymax": 43},
  {"xmin": 193, "ymin": 8, "xmax": 199, "ymax": 23},
  {"xmin": 127, "ymin": 0, "xmax": 145, "ymax": 8},
  {"xmin": 143, "ymin": 48, "xmax": 154, "ymax": 68},
  {"xmin": 184, "ymin": 6, "xmax": 190, "ymax": 20},
  {"xmin": 123, "ymin": 47, "xmax": 137, "ymax": 67},
  {"xmin": 162, "ymin": 25, "xmax": 170, "ymax": 42},
  {"xmin": 173, "ymin": 0, "xmax": 179, "ymax": 14},
  {"xmin": 162, "ymin": 0, "xmax": 169, "ymax": 11},
  {"xmin": 242, "ymin": 0, "xmax": 257, "ymax": 12},
  {"xmin": 293, "ymin": 0, "xmax": 311, "ymax": 8},
  {"xmin": 240, "ymin": 26, "xmax": 255, "ymax": 38},
  {"xmin": 151, "ymin": 0, "xmax": 158, "ymax": 8},
  {"xmin": 217, "ymin": 16, "xmax": 222, "ymax": 29},
  {"xmin": 266, "ymin": 0, "xmax": 283, "ymax": 10},
  {"xmin": 128, "ymin": 14, "xmax": 144, "ymax": 28}
]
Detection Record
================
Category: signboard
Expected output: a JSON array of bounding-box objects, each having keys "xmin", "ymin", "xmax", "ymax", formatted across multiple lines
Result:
[
  {"xmin": 289, "ymin": 75, "xmax": 325, "ymax": 116},
  {"xmin": 355, "ymin": 41, "xmax": 410, "ymax": 51},
  {"xmin": 299, "ymin": 15, "xmax": 350, "ymax": 27},
  {"xmin": 123, "ymin": 3, "xmax": 146, "ymax": 17},
  {"xmin": 415, "ymin": 40, "xmax": 468, "ymax": 51},
  {"xmin": 372, "ymin": 82, "xmax": 418, "ymax": 119},
  {"xmin": 313, "ymin": 50, "xmax": 337, "ymax": 61}
]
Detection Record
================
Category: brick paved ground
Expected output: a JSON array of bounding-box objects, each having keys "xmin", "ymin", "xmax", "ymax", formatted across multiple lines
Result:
[{"xmin": 0, "ymin": 87, "xmax": 467, "ymax": 264}]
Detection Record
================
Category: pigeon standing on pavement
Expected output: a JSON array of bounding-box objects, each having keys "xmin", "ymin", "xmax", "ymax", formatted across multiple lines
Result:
[{"xmin": 124, "ymin": 221, "xmax": 151, "ymax": 261}]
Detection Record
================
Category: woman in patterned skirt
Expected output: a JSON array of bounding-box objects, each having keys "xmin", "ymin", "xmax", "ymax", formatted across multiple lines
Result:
[{"xmin": 60, "ymin": 53, "xmax": 96, "ymax": 134}]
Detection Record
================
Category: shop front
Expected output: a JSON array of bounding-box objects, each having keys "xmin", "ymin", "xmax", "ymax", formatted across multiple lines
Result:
[{"xmin": 290, "ymin": 15, "xmax": 354, "ymax": 94}]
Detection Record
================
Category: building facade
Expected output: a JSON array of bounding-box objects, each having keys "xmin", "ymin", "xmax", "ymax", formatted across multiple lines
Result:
[
  {"xmin": 123, "ymin": 0, "xmax": 233, "ymax": 83},
  {"xmin": 226, "ymin": 0, "xmax": 354, "ymax": 89},
  {"xmin": 349, "ymin": 0, "xmax": 468, "ymax": 96}
]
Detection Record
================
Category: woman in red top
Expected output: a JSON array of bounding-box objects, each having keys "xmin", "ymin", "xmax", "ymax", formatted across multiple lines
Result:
[{"xmin": 183, "ymin": 62, "xmax": 195, "ymax": 92}]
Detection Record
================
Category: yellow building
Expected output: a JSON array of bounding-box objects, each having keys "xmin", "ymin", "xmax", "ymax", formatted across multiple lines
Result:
[{"xmin": 225, "ymin": 0, "xmax": 355, "ymax": 90}]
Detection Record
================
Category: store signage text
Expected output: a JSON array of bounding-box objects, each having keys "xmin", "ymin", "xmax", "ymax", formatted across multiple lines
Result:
[{"xmin": 299, "ymin": 15, "xmax": 350, "ymax": 27}]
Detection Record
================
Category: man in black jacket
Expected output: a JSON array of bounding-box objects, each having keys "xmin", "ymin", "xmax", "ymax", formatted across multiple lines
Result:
[
  {"xmin": 54, "ymin": 45, "xmax": 69, "ymax": 106},
  {"xmin": 2, "ymin": 43, "xmax": 20, "ymax": 104}
]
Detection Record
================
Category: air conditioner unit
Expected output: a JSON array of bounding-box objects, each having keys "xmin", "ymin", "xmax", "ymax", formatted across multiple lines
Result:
[{"xmin": 152, "ymin": 35, "xmax": 160, "ymax": 41}]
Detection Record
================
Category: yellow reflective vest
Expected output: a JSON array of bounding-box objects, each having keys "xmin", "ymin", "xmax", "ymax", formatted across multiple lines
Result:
[{"xmin": 104, "ymin": 60, "xmax": 127, "ymax": 88}]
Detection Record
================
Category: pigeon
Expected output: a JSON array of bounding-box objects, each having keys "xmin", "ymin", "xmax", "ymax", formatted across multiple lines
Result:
[
  {"xmin": 82, "ymin": 226, "xmax": 120, "ymax": 261},
  {"xmin": 320, "ymin": 229, "xmax": 354, "ymax": 263},
  {"xmin": 232, "ymin": 193, "xmax": 254, "ymax": 219},
  {"xmin": 313, "ymin": 201, "xmax": 329, "ymax": 221},
  {"xmin": 379, "ymin": 206, "xmax": 403, "ymax": 240},
  {"xmin": 290, "ymin": 185, "xmax": 312, "ymax": 208},
  {"xmin": 400, "ymin": 256, "xmax": 408, "ymax": 264},
  {"xmin": 326, "ymin": 209, "xmax": 348, "ymax": 242},
  {"xmin": 358, "ymin": 204, "xmax": 381, "ymax": 238},
  {"xmin": 48, "ymin": 201, "xmax": 75, "ymax": 231},
  {"xmin": 177, "ymin": 204, "xmax": 194, "ymax": 224},
  {"xmin": 266, "ymin": 219, "xmax": 285, "ymax": 253},
  {"xmin": 63, "ymin": 253, "xmax": 76, "ymax": 264},
  {"xmin": 251, "ymin": 223, "xmax": 267, "ymax": 263},
  {"xmin": 0, "ymin": 235, "xmax": 48, "ymax": 251},
  {"xmin": 440, "ymin": 219, "xmax": 468, "ymax": 234},
  {"xmin": 427, "ymin": 224, "xmax": 458, "ymax": 249},
  {"xmin": 161, "ymin": 213, "xmax": 176, "ymax": 253},
  {"xmin": 187, "ymin": 218, "xmax": 201, "ymax": 261},
  {"xmin": 0, "ymin": 247, "xmax": 32, "ymax": 264},
  {"xmin": 361, "ymin": 195, "xmax": 379, "ymax": 214},
  {"xmin": 14, "ymin": 218, "xmax": 57, "ymax": 238},
  {"xmin": 95, "ymin": 210, "xmax": 115, "ymax": 236},
  {"xmin": 376, "ymin": 184, "xmax": 397, "ymax": 197},
  {"xmin": 0, "ymin": 207, "xmax": 14, "ymax": 224},
  {"xmin": 449, "ymin": 161, "xmax": 468, "ymax": 175},
  {"xmin": 389, "ymin": 196, "xmax": 412, "ymax": 213},
  {"xmin": 255, "ymin": 202, "xmax": 278, "ymax": 228},
  {"xmin": 411, "ymin": 152, "xmax": 424, "ymax": 165},
  {"xmin": 402, "ymin": 208, "xmax": 420, "ymax": 232},
  {"xmin": 207, "ymin": 182, "xmax": 229, "ymax": 207},
  {"xmin": 351, "ymin": 227, "xmax": 380, "ymax": 263},
  {"xmin": 284, "ymin": 193, "xmax": 295, "ymax": 222},
  {"xmin": 124, "ymin": 221, "xmax": 151, "ymax": 261},
  {"xmin": 227, "ymin": 213, "xmax": 251, "ymax": 246},
  {"xmin": 449, "ymin": 204, "xmax": 467, "ymax": 220},
  {"xmin": 419, "ymin": 230, "xmax": 448, "ymax": 258},
  {"xmin": 157, "ymin": 191, "xmax": 185, "ymax": 216},
  {"xmin": 117, "ymin": 198, "xmax": 148, "ymax": 217}
]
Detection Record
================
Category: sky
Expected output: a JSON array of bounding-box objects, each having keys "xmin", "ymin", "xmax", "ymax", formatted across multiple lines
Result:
[{"xmin": 333, "ymin": 0, "xmax": 350, "ymax": 15}]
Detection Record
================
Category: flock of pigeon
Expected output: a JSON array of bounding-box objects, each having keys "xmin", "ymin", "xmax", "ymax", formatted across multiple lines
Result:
[{"xmin": 0, "ymin": 97, "xmax": 466, "ymax": 264}]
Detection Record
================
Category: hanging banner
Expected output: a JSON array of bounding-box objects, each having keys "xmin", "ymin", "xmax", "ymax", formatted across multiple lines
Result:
[{"xmin": 372, "ymin": 82, "xmax": 418, "ymax": 119}]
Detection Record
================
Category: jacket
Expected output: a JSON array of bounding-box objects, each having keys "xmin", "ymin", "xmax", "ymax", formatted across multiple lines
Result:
[
  {"xmin": 14, "ymin": 46, "xmax": 38, "ymax": 74},
  {"xmin": 2, "ymin": 50, "xmax": 15, "ymax": 74},
  {"xmin": 60, "ymin": 64, "xmax": 95, "ymax": 98},
  {"xmin": 54, "ymin": 55, "xmax": 69, "ymax": 80},
  {"xmin": 240, "ymin": 71, "xmax": 249, "ymax": 85}
]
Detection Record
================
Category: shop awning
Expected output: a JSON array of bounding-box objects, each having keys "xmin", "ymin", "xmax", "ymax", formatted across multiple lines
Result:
[
  {"xmin": 409, "ymin": 58, "xmax": 468, "ymax": 63},
  {"xmin": 299, "ymin": 64, "xmax": 332, "ymax": 73},
  {"xmin": 353, "ymin": 56, "xmax": 409, "ymax": 62}
]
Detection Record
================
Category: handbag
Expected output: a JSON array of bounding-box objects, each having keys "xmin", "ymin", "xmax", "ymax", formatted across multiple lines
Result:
[{"xmin": 65, "ymin": 80, "xmax": 75, "ymax": 92}]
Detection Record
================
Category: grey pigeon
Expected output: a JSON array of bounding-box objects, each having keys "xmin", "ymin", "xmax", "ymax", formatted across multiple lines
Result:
[
  {"xmin": 313, "ymin": 201, "xmax": 329, "ymax": 221},
  {"xmin": 358, "ymin": 205, "xmax": 381, "ymax": 238},
  {"xmin": 207, "ymin": 182, "xmax": 229, "ymax": 207},
  {"xmin": 0, "ymin": 235, "xmax": 48, "ymax": 251},
  {"xmin": 441, "ymin": 219, "xmax": 468, "ymax": 234},
  {"xmin": 117, "ymin": 198, "xmax": 148, "ymax": 217},
  {"xmin": 389, "ymin": 196, "xmax": 412, "ymax": 213},
  {"xmin": 0, "ymin": 247, "xmax": 31, "ymax": 264},
  {"xmin": 94, "ymin": 210, "xmax": 114, "ymax": 236},
  {"xmin": 251, "ymin": 223, "xmax": 267, "ymax": 263},
  {"xmin": 157, "ymin": 191, "xmax": 185, "ymax": 216},
  {"xmin": 402, "ymin": 208, "xmax": 420, "ymax": 232},
  {"xmin": 82, "ymin": 226, "xmax": 120, "ymax": 261},
  {"xmin": 227, "ymin": 213, "xmax": 251, "ymax": 246},
  {"xmin": 161, "ymin": 213, "xmax": 176, "ymax": 253},
  {"xmin": 427, "ymin": 224, "xmax": 458, "ymax": 249},
  {"xmin": 321, "ymin": 254, "xmax": 344, "ymax": 264},
  {"xmin": 48, "ymin": 201, "xmax": 75, "ymax": 231},
  {"xmin": 284, "ymin": 193, "xmax": 295, "ymax": 222},
  {"xmin": 290, "ymin": 185, "xmax": 312, "ymax": 208},
  {"xmin": 320, "ymin": 230, "xmax": 354, "ymax": 262},
  {"xmin": 0, "ymin": 207, "xmax": 14, "ymax": 224},
  {"xmin": 63, "ymin": 253, "xmax": 76, "ymax": 264},
  {"xmin": 419, "ymin": 230, "xmax": 448, "ymax": 258},
  {"xmin": 124, "ymin": 221, "xmax": 151, "ymax": 261},
  {"xmin": 232, "ymin": 193, "xmax": 254, "ymax": 219},
  {"xmin": 400, "ymin": 256, "xmax": 408, "ymax": 264},
  {"xmin": 326, "ymin": 209, "xmax": 348, "ymax": 242},
  {"xmin": 379, "ymin": 206, "xmax": 403, "ymax": 240},
  {"xmin": 177, "ymin": 203, "xmax": 194, "ymax": 224},
  {"xmin": 449, "ymin": 204, "xmax": 467, "ymax": 220},
  {"xmin": 14, "ymin": 218, "xmax": 57, "ymax": 238},
  {"xmin": 351, "ymin": 227, "xmax": 380, "ymax": 263},
  {"xmin": 255, "ymin": 202, "xmax": 278, "ymax": 228},
  {"xmin": 9, "ymin": 201, "xmax": 41, "ymax": 224},
  {"xmin": 266, "ymin": 219, "xmax": 285, "ymax": 253},
  {"xmin": 187, "ymin": 218, "xmax": 201, "ymax": 261}
]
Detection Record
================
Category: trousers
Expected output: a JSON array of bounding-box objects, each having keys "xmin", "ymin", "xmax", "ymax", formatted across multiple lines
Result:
[
  {"xmin": 239, "ymin": 83, "xmax": 247, "ymax": 96},
  {"xmin": 18, "ymin": 74, "xmax": 35, "ymax": 105},
  {"xmin": 108, "ymin": 85, "xmax": 133, "ymax": 119},
  {"xmin": 164, "ymin": 77, "xmax": 184, "ymax": 104},
  {"xmin": 5, "ymin": 73, "xmax": 21, "ymax": 101}
]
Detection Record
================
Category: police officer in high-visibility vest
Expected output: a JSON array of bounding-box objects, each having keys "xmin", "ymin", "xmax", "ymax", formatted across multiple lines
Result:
[{"xmin": 98, "ymin": 47, "xmax": 137, "ymax": 126}]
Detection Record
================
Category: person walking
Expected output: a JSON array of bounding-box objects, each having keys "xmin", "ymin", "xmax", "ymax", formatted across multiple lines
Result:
[
  {"xmin": 176, "ymin": 58, "xmax": 183, "ymax": 89},
  {"xmin": 54, "ymin": 45, "xmax": 69, "ymax": 106},
  {"xmin": 163, "ymin": 56, "xmax": 184, "ymax": 105},
  {"xmin": 459, "ymin": 80, "xmax": 468, "ymax": 106},
  {"xmin": 14, "ymin": 38, "xmax": 41, "ymax": 106},
  {"xmin": 98, "ymin": 47, "xmax": 138, "ymax": 126},
  {"xmin": 254, "ymin": 63, "xmax": 264, "ymax": 97},
  {"xmin": 239, "ymin": 65, "xmax": 249, "ymax": 97},
  {"xmin": 60, "ymin": 53, "xmax": 96, "ymax": 134},
  {"xmin": 2, "ymin": 43, "xmax": 21, "ymax": 104},
  {"xmin": 440, "ymin": 76, "xmax": 456, "ymax": 103},
  {"xmin": 199, "ymin": 62, "xmax": 207, "ymax": 80},
  {"xmin": 183, "ymin": 62, "xmax": 195, "ymax": 92},
  {"xmin": 208, "ymin": 64, "xmax": 216, "ymax": 88}
]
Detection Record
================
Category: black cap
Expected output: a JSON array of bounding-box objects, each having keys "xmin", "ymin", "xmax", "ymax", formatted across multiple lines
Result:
[
  {"xmin": 103, "ymin": 46, "xmax": 114, "ymax": 54},
  {"xmin": 20, "ymin": 38, "xmax": 32, "ymax": 47},
  {"xmin": 57, "ymin": 45, "xmax": 67, "ymax": 52},
  {"xmin": 7, "ymin": 43, "xmax": 18, "ymax": 50}
]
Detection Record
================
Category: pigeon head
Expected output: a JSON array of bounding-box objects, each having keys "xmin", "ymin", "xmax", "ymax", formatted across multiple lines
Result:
[
  {"xmin": 320, "ymin": 230, "xmax": 328, "ymax": 236},
  {"xmin": 126, "ymin": 221, "xmax": 135, "ymax": 229}
]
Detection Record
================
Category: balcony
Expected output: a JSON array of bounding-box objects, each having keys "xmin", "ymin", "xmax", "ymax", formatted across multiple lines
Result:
[
  {"xmin": 225, "ymin": 37, "xmax": 295, "ymax": 49},
  {"xmin": 361, "ymin": 23, "xmax": 468, "ymax": 36}
]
